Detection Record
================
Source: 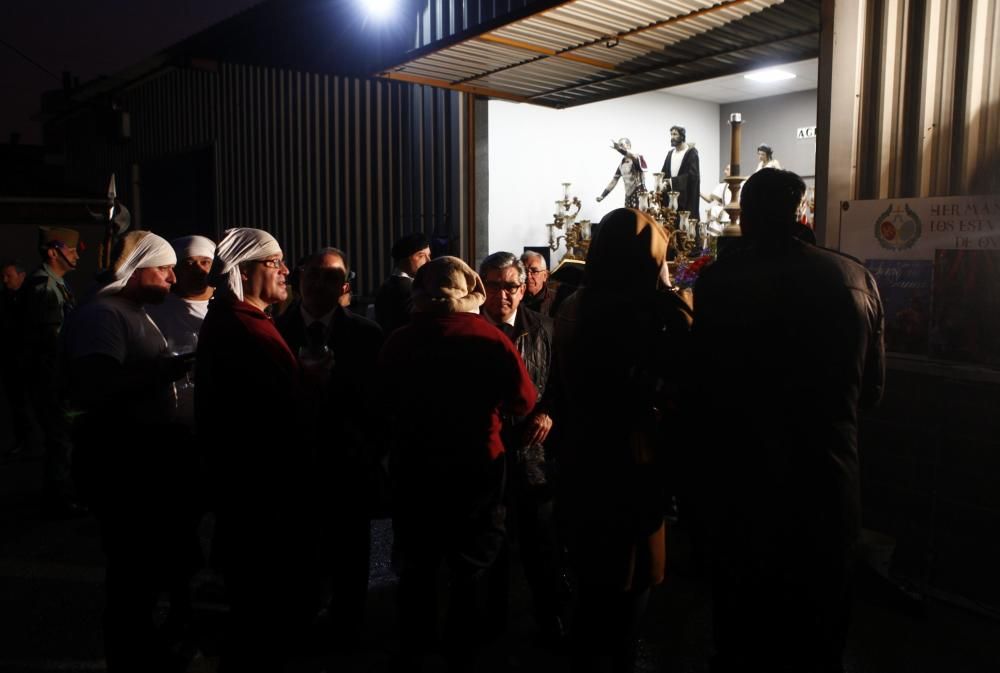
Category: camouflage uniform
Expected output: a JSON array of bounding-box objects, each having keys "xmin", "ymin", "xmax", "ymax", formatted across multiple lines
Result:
[{"xmin": 21, "ymin": 231, "xmax": 78, "ymax": 505}]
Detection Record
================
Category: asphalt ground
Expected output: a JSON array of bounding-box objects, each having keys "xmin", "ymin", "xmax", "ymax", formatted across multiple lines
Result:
[{"xmin": 2, "ymin": 443, "xmax": 1000, "ymax": 673}]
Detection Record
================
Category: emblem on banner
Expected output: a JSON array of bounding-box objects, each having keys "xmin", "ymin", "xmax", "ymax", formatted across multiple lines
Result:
[{"xmin": 874, "ymin": 204, "xmax": 922, "ymax": 250}]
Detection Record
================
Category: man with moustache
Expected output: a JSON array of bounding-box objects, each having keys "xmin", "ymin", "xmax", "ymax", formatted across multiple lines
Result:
[
  {"xmin": 21, "ymin": 227, "xmax": 83, "ymax": 516},
  {"xmin": 276, "ymin": 246, "xmax": 383, "ymax": 649},
  {"xmin": 661, "ymin": 125, "xmax": 701, "ymax": 219},
  {"xmin": 65, "ymin": 230, "xmax": 197, "ymax": 672}
]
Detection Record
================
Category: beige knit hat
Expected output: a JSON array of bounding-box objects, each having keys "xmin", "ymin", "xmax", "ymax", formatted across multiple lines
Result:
[{"xmin": 411, "ymin": 256, "xmax": 486, "ymax": 314}]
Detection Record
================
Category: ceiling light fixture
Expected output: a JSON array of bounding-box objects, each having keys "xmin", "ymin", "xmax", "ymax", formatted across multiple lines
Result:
[{"xmin": 744, "ymin": 69, "xmax": 796, "ymax": 83}]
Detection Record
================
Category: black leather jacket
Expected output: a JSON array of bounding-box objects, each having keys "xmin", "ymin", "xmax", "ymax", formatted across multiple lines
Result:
[{"xmin": 511, "ymin": 306, "xmax": 552, "ymax": 402}]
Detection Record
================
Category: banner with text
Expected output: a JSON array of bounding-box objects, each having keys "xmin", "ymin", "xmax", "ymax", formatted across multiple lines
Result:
[{"xmin": 839, "ymin": 195, "xmax": 1000, "ymax": 367}]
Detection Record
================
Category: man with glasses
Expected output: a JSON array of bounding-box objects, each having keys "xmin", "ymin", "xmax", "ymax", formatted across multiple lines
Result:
[
  {"xmin": 479, "ymin": 251, "xmax": 565, "ymax": 645},
  {"xmin": 520, "ymin": 251, "xmax": 555, "ymax": 317},
  {"xmin": 197, "ymin": 228, "xmax": 313, "ymax": 673},
  {"xmin": 276, "ymin": 246, "xmax": 383, "ymax": 650}
]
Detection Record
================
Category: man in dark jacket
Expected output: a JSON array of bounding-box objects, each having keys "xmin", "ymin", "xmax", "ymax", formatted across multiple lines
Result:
[
  {"xmin": 374, "ymin": 232, "xmax": 431, "ymax": 334},
  {"xmin": 478, "ymin": 251, "xmax": 564, "ymax": 643},
  {"xmin": 275, "ymin": 246, "xmax": 383, "ymax": 648},
  {"xmin": 692, "ymin": 168, "xmax": 885, "ymax": 673}
]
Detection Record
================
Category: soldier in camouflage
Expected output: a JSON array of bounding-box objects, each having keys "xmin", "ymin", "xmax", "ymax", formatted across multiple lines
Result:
[{"xmin": 20, "ymin": 226, "xmax": 82, "ymax": 517}]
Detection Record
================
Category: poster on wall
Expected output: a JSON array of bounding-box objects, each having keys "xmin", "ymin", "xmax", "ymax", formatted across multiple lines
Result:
[{"xmin": 839, "ymin": 195, "xmax": 1000, "ymax": 369}]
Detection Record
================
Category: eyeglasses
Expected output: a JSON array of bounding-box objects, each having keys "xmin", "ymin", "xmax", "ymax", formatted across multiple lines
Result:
[
  {"xmin": 485, "ymin": 280, "xmax": 524, "ymax": 293},
  {"xmin": 525, "ymin": 268, "xmax": 546, "ymax": 275},
  {"xmin": 258, "ymin": 258, "xmax": 286, "ymax": 269}
]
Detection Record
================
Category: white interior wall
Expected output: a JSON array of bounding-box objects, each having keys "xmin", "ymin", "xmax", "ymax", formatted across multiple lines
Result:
[{"xmin": 487, "ymin": 91, "xmax": 720, "ymax": 266}]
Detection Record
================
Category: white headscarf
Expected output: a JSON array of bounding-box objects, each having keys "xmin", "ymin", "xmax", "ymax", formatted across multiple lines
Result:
[
  {"xmin": 98, "ymin": 231, "xmax": 177, "ymax": 296},
  {"xmin": 210, "ymin": 228, "xmax": 282, "ymax": 301},
  {"xmin": 172, "ymin": 235, "xmax": 216, "ymax": 261}
]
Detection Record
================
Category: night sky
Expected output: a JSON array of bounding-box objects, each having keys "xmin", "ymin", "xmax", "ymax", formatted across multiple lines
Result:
[{"xmin": 1, "ymin": 0, "xmax": 262, "ymax": 145}]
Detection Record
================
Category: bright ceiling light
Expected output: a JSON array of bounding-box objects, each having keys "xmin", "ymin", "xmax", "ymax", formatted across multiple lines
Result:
[
  {"xmin": 744, "ymin": 68, "xmax": 796, "ymax": 83},
  {"xmin": 365, "ymin": 0, "xmax": 398, "ymax": 19}
]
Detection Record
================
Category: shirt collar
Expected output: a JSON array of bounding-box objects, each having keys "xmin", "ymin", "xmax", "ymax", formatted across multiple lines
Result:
[
  {"xmin": 41, "ymin": 263, "xmax": 67, "ymax": 285},
  {"xmin": 484, "ymin": 308, "xmax": 517, "ymax": 328},
  {"xmin": 300, "ymin": 303, "xmax": 336, "ymax": 329}
]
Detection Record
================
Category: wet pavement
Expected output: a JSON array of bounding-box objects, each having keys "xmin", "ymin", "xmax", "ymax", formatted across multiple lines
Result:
[{"xmin": 2, "ymin": 451, "xmax": 1000, "ymax": 673}]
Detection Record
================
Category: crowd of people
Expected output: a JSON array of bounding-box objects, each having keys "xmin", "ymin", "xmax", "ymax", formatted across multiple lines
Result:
[{"xmin": 0, "ymin": 168, "xmax": 885, "ymax": 673}]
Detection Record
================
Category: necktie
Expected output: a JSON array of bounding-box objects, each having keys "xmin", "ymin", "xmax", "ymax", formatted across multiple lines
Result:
[
  {"xmin": 307, "ymin": 321, "xmax": 325, "ymax": 349},
  {"xmin": 500, "ymin": 323, "xmax": 515, "ymax": 339}
]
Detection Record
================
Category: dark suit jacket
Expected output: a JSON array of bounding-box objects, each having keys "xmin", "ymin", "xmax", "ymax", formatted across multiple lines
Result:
[
  {"xmin": 374, "ymin": 274, "xmax": 413, "ymax": 335},
  {"xmin": 276, "ymin": 302, "xmax": 384, "ymax": 464},
  {"xmin": 661, "ymin": 146, "xmax": 701, "ymax": 217}
]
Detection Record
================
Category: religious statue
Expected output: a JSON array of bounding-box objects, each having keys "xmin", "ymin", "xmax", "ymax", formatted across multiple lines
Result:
[{"xmin": 596, "ymin": 138, "xmax": 647, "ymax": 208}]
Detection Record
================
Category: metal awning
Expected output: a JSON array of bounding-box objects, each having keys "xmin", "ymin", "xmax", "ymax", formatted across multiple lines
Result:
[{"xmin": 377, "ymin": 0, "xmax": 820, "ymax": 107}]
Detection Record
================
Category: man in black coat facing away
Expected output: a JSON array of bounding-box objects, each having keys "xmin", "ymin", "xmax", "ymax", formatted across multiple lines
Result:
[
  {"xmin": 276, "ymin": 247, "xmax": 384, "ymax": 649},
  {"xmin": 375, "ymin": 232, "xmax": 431, "ymax": 335},
  {"xmin": 692, "ymin": 169, "xmax": 885, "ymax": 673}
]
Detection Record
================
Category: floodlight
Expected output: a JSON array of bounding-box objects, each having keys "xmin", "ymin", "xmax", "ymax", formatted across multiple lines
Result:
[{"xmin": 744, "ymin": 69, "xmax": 796, "ymax": 83}]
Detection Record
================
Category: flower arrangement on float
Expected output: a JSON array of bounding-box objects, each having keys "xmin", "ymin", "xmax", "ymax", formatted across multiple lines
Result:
[{"xmin": 672, "ymin": 254, "xmax": 714, "ymax": 289}]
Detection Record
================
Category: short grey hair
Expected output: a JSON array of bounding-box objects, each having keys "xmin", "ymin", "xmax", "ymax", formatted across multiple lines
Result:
[
  {"xmin": 480, "ymin": 251, "xmax": 526, "ymax": 285},
  {"xmin": 519, "ymin": 250, "xmax": 547, "ymax": 271}
]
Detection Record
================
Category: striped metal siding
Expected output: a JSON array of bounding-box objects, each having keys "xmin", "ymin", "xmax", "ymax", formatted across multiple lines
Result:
[
  {"xmin": 856, "ymin": 0, "xmax": 1000, "ymax": 198},
  {"xmin": 61, "ymin": 64, "xmax": 465, "ymax": 297}
]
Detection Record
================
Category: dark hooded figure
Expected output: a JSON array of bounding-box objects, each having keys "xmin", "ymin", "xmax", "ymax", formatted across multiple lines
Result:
[
  {"xmin": 692, "ymin": 168, "xmax": 884, "ymax": 673},
  {"xmin": 548, "ymin": 208, "xmax": 692, "ymax": 673}
]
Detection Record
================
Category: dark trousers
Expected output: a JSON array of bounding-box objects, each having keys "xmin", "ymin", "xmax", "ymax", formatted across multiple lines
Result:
[
  {"xmin": 1, "ymin": 364, "xmax": 32, "ymax": 451},
  {"xmin": 317, "ymin": 468, "xmax": 372, "ymax": 642},
  {"xmin": 569, "ymin": 535, "xmax": 654, "ymax": 673},
  {"xmin": 488, "ymin": 491, "xmax": 563, "ymax": 631},
  {"xmin": 393, "ymin": 458, "xmax": 506, "ymax": 672},
  {"xmin": 710, "ymin": 542, "xmax": 852, "ymax": 673},
  {"xmin": 220, "ymin": 538, "xmax": 314, "ymax": 673},
  {"xmin": 74, "ymin": 419, "xmax": 202, "ymax": 672},
  {"xmin": 29, "ymin": 375, "xmax": 73, "ymax": 501}
]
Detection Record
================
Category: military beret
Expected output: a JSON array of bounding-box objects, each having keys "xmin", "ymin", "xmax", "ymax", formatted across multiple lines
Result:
[
  {"xmin": 38, "ymin": 227, "xmax": 80, "ymax": 249},
  {"xmin": 391, "ymin": 232, "xmax": 429, "ymax": 262}
]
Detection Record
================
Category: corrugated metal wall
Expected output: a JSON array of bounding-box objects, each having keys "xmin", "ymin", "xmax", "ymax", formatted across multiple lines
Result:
[
  {"xmin": 58, "ymin": 63, "xmax": 467, "ymax": 297},
  {"xmin": 856, "ymin": 0, "xmax": 1000, "ymax": 198}
]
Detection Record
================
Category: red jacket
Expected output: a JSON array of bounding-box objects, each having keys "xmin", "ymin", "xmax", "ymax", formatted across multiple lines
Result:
[{"xmin": 379, "ymin": 311, "xmax": 536, "ymax": 463}]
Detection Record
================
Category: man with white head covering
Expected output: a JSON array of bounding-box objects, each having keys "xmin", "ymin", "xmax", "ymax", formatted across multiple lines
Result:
[
  {"xmin": 147, "ymin": 235, "xmax": 216, "ymax": 345},
  {"xmin": 379, "ymin": 256, "xmax": 536, "ymax": 672},
  {"xmin": 195, "ymin": 227, "xmax": 312, "ymax": 673},
  {"xmin": 64, "ymin": 230, "xmax": 201, "ymax": 673},
  {"xmin": 147, "ymin": 235, "xmax": 216, "ymax": 428}
]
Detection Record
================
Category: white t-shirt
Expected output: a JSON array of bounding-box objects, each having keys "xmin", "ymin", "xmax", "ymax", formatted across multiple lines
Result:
[
  {"xmin": 146, "ymin": 292, "xmax": 209, "ymax": 351},
  {"xmin": 66, "ymin": 295, "xmax": 173, "ymax": 423}
]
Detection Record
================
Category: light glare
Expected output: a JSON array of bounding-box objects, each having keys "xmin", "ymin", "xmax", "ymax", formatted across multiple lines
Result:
[
  {"xmin": 366, "ymin": 0, "xmax": 398, "ymax": 19},
  {"xmin": 744, "ymin": 69, "xmax": 796, "ymax": 83}
]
